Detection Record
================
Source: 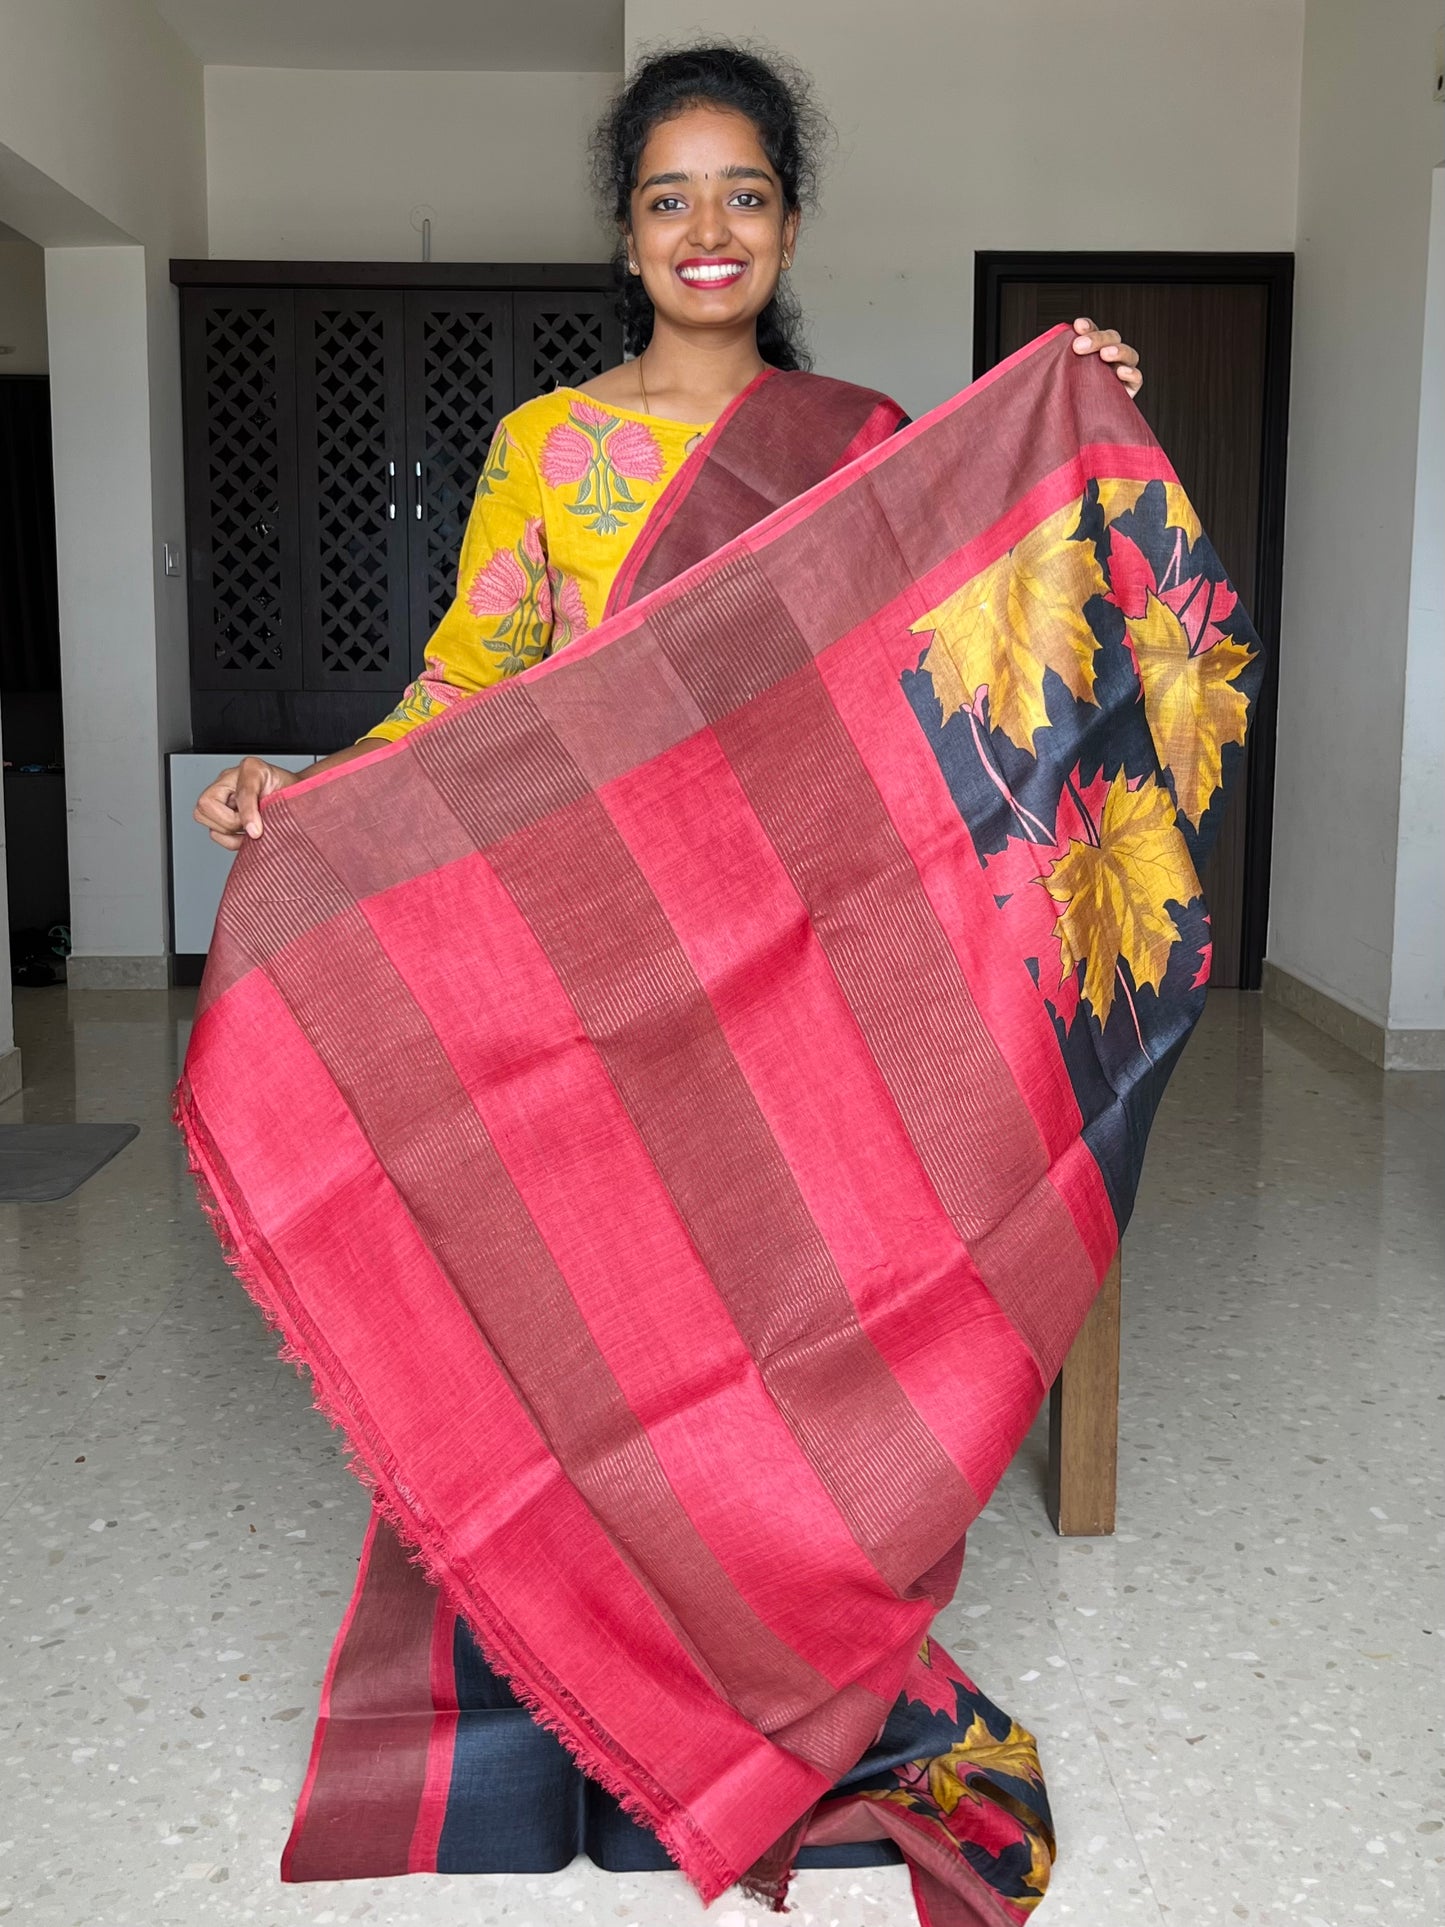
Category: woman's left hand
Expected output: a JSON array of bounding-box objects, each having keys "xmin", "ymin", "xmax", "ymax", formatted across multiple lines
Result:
[{"xmin": 1072, "ymin": 317, "xmax": 1143, "ymax": 399}]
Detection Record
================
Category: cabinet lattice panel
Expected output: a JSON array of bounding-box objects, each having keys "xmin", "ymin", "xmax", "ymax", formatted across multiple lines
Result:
[
  {"xmin": 411, "ymin": 299, "xmax": 508, "ymax": 640},
  {"xmin": 302, "ymin": 302, "xmax": 406, "ymax": 682},
  {"xmin": 516, "ymin": 294, "xmax": 616, "ymax": 399},
  {"xmin": 182, "ymin": 274, "xmax": 623, "ymax": 736},
  {"xmin": 193, "ymin": 304, "xmax": 293, "ymax": 682}
]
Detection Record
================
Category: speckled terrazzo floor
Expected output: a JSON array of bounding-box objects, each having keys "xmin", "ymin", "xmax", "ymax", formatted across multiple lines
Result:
[{"xmin": 1, "ymin": 986, "xmax": 1441, "ymax": 1927}]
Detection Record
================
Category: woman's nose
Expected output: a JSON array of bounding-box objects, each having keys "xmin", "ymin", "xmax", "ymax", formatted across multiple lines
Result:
[{"xmin": 686, "ymin": 198, "xmax": 732, "ymax": 251}]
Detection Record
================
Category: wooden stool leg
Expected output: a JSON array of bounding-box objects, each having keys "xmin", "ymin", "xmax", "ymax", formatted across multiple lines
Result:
[{"xmin": 1046, "ymin": 1253, "xmax": 1121, "ymax": 1536}]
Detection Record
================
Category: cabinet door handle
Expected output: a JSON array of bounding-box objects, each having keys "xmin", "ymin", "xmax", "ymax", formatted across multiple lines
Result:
[
  {"xmin": 414, "ymin": 460, "xmax": 423, "ymax": 521},
  {"xmin": 387, "ymin": 459, "xmax": 397, "ymax": 520}
]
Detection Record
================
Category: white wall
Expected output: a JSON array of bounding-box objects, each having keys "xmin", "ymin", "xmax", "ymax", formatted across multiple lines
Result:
[
  {"xmin": 625, "ymin": 0, "xmax": 1305, "ymax": 414},
  {"xmin": 205, "ymin": 67, "xmax": 619, "ymax": 261},
  {"xmin": 0, "ymin": 0, "xmax": 206, "ymax": 984},
  {"xmin": 47, "ymin": 247, "xmax": 171, "ymax": 962},
  {"xmin": 1269, "ymin": 0, "xmax": 1443, "ymax": 1041},
  {"xmin": 0, "ymin": 230, "xmax": 47, "ymax": 371},
  {"xmin": 1388, "ymin": 164, "xmax": 1445, "ymax": 1036}
]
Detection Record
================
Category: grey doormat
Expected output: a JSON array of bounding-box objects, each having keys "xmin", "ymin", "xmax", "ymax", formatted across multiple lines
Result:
[{"xmin": 0, "ymin": 1123, "xmax": 140, "ymax": 1202}]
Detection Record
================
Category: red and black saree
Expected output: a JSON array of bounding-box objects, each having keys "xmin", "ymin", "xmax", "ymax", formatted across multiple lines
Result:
[{"xmin": 178, "ymin": 326, "xmax": 1262, "ymax": 1924}]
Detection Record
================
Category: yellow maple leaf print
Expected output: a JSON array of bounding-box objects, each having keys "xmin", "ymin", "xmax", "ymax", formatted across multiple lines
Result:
[
  {"xmin": 925, "ymin": 1713, "xmax": 1047, "ymax": 1818},
  {"xmin": 1125, "ymin": 591, "xmax": 1253, "ymax": 829},
  {"xmin": 1044, "ymin": 772, "xmax": 1201, "ymax": 1026},
  {"xmin": 1097, "ymin": 476, "xmax": 1201, "ymax": 547},
  {"xmin": 912, "ymin": 502, "xmax": 1106, "ymax": 753}
]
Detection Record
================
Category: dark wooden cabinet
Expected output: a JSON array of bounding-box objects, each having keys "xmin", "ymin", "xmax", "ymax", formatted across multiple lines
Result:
[
  {"xmin": 174, "ymin": 262, "xmax": 622, "ymax": 750},
  {"xmin": 405, "ymin": 291, "xmax": 514, "ymax": 667},
  {"xmin": 295, "ymin": 291, "xmax": 411, "ymax": 695},
  {"xmin": 181, "ymin": 291, "xmax": 303, "ymax": 694}
]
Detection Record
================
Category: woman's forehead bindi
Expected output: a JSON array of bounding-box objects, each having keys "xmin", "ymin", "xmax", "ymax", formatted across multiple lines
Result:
[{"xmin": 637, "ymin": 163, "xmax": 776, "ymax": 190}]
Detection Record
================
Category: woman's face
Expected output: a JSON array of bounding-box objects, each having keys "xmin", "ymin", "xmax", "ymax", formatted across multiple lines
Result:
[{"xmin": 627, "ymin": 104, "xmax": 799, "ymax": 341}]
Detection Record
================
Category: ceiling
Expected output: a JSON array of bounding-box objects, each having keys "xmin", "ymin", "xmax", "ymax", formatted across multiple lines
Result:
[{"xmin": 151, "ymin": 0, "xmax": 624, "ymax": 74}]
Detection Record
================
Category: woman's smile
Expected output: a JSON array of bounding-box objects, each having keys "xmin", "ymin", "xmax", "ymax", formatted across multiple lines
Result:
[{"xmin": 675, "ymin": 257, "xmax": 750, "ymax": 290}]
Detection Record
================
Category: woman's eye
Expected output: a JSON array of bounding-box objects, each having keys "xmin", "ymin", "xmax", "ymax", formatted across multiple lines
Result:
[
  {"xmin": 651, "ymin": 196, "xmax": 685, "ymax": 213},
  {"xmin": 730, "ymin": 193, "xmax": 765, "ymax": 208}
]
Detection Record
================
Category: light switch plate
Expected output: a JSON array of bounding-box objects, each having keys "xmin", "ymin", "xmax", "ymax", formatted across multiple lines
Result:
[{"xmin": 163, "ymin": 542, "xmax": 182, "ymax": 577}]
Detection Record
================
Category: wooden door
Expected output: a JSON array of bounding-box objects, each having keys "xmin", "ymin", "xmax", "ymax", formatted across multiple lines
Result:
[
  {"xmin": 295, "ymin": 291, "xmax": 412, "ymax": 699},
  {"xmin": 181, "ymin": 289, "xmax": 303, "ymax": 694},
  {"xmin": 977, "ymin": 256, "xmax": 1291, "ymax": 988},
  {"xmin": 403, "ymin": 293, "xmax": 514, "ymax": 674}
]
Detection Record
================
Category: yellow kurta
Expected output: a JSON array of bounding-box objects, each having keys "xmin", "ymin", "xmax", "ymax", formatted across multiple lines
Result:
[{"xmin": 367, "ymin": 390, "xmax": 711, "ymax": 742}]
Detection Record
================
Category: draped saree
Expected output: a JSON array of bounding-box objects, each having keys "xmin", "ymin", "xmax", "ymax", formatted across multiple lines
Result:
[{"xmin": 177, "ymin": 326, "xmax": 1263, "ymax": 1923}]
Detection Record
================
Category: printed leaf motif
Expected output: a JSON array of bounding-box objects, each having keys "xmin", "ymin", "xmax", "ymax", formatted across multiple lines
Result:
[
  {"xmin": 475, "ymin": 428, "xmax": 512, "ymax": 499},
  {"xmin": 980, "ymin": 828, "xmax": 1082, "ymax": 1030},
  {"xmin": 1125, "ymin": 591, "xmax": 1252, "ymax": 828},
  {"xmin": 904, "ymin": 1636, "xmax": 969, "ymax": 1719},
  {"xmin": 925, "ymin": 1714, "xmax": 1046, "ymax": 1818},
  {"xmin": 1097, "ymin": 476, "xmax": 1201, "ymax": 547},
  {"xmin": 912, "ymin": 502, "xmax": 1106, "ymax": 753},
  {"xmin": 1044, "ymin": 771, "xmax": 1200, "ymax": 1025}
]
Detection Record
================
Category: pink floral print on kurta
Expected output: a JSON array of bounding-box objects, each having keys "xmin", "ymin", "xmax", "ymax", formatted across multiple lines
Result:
[
  {"xmin": 466, "ymin": 517, "xmax": 553, "ymax": 674},
  {"xmin": 540, "ymin": 400, "xmax": 665, "ymax": 536},
  {"xmin": 548, "ymin": 568, "xmax": 590, "ymax": 649}
]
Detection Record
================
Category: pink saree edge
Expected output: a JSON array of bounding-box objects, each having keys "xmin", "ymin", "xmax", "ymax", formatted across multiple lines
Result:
[{"xmin": 171, "ymin": 1072, "xmax": 742, "ymax": 1904}]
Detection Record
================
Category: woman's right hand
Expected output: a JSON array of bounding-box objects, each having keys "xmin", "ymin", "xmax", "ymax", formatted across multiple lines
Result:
[{"xmin": 193, "ymin": 756, "xmax": 301, "ymax": 849}]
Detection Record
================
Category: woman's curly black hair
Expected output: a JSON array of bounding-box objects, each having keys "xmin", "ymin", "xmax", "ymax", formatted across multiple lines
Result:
[{"xmin": 590, "ymin": 43, "xmax": 829, "ymax": 373}]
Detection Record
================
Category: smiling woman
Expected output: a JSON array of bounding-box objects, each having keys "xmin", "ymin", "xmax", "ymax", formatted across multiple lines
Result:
[
  {"xmin": 591, "ymin": 42, "xmax": 822, "ymax": 389},
  {"xmin": 187, "ymin": 39, "xmax": 1150, "ymax": 1925},
  {"xmin": 193, "ymin": 44, "xmax": 1140, "ymax": 832}
]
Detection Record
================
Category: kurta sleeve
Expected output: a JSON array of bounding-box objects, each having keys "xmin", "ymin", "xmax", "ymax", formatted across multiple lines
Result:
[{"xmin": 363, "ymin": 425, "xmax": 554, "ymax": 743}]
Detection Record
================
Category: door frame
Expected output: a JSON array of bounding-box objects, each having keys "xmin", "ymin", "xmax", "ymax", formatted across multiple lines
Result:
[{"xmin": 974, "ymin": 250, "xmax": 1293, "ymax": 990}]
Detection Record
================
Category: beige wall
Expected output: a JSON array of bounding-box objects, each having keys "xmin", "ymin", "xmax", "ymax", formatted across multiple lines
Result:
[
  {"xmin": 0, "ymin": 230, "xmax": 47, "ymax": 371},
  {"xmin": 1269, "ymin": 0, "xmax": 1444, "ymax": 1040},
  {"xmin": 0, "ymin": 2, "xmax": 204, "ymax": 253},
  {"xmin": 625, "ymin": 0, "xmax": 1305, "ymax": 414},
  {"xmin": 204, "ymin": 66, "xmax": 619, "ymax": 261}
]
